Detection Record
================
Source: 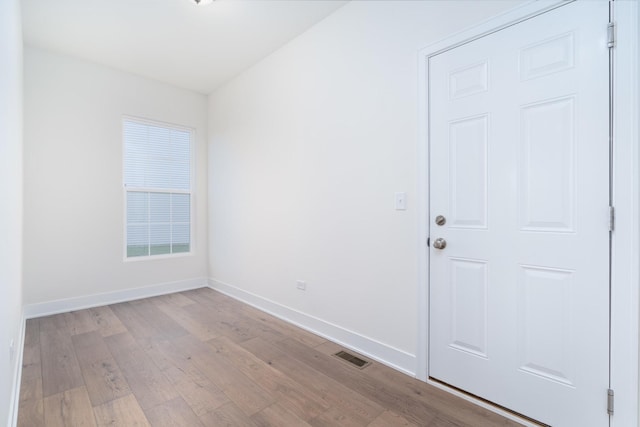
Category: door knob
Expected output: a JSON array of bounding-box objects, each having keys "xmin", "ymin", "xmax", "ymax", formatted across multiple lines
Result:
[{"xmin": 433, "ymin": 238, "xmax": 447, "ymax": 250}]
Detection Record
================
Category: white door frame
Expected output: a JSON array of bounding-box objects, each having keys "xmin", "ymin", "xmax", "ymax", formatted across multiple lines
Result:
[{"xmin": 416, "ymin": 1, "xmax": 639, "ymax": 425}]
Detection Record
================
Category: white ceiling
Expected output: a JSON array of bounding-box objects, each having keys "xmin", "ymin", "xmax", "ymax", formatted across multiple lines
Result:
[{"xmin": 22, "ymin": 0, "xmax": 348, "ymax": 94}]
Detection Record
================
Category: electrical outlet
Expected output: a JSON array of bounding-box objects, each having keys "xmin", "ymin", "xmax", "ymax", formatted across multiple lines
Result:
[
  {"xmin": 296, "ymin": 280, "xmax": 306, "ymax": 291},
  {"xmin": 9, "ymin": 339, "xmax": 14, "ymax": 362}
]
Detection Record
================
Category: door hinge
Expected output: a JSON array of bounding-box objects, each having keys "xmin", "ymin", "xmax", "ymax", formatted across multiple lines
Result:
[
  {"xmin": 607, "ymin": 388, "xmax": 614, "ymax": 415},
  {"xmin": 609, "ymin": 206, "xmax": 615, "ymax": 232},
  {"xmin": 607, "ymin": 22, "xmax": 615, "ymax": 48}
]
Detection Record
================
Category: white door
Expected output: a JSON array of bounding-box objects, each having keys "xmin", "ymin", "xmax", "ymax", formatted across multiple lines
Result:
[{"xmin": 428, "ymin": 2, "xmax": 610, "ymax": 426}]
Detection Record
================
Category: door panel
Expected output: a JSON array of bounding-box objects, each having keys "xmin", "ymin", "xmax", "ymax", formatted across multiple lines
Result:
[
  {"xmin": 519, "ymin": 96, "xmax": 576, "ymax": 231},
  {"xmin": 450, "ymin": 257, "xmax": 488, "ymax": 358},
  {"xmin": 518, "ymin": 265, "xmax": 575, "ymax": 386},
  {"xmin": 428, "ymin": 2, "xmax": 610, "ymax": 426},
  {"xmin": 449, "ymin": 115, "xmax": 488, "ymax": 229}
]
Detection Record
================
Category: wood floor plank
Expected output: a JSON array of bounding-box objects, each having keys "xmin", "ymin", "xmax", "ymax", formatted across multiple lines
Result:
[
  {"xmin": 39, "ymin": 313, "xmax": 69, "ymax": 331},
  {"xmin": 239, "ymin": 336, "xmax": 286, "ymax": 363},
  {"xmin": 109, "ymin": 302, "xmax": 172, "ymax": 340},
  {"xmin": 275, "ymin": 337, "xmax": 437, "ymax": 426},
  {"xmin": 104, "ymin": 332, "xmax": 179, "ymax": 410},
  {"xmin": 370, "ymin": 367, "xmax": 506, "ymax": 426},
  {"xmin": 367, "ymin": 410, "xmax": 420, "ymax": 427},
  {"xmin": 126, "ymin": 300, "xmax": 189, "ymax": 339},
  {"xmin": 43, "ymin": 386, "xmax": 97, "ymax": 427},
  {"xmin": 149, "ymin": 292, "xmax": 197, "ymax": 307},
  {"xmin": 72, "ymin": 330, "xmax": 112, "ymax": 364},
  {"xmin": 185, "ymin": 287, "xmax": 234, "ymax": 305},
  {"xmin": 72, "ymin": 331, "xmax": 132, "ymax": 406},
  {"xmin": 64, "ymin": 310, "xmax": 99, "ymax": 336},
  {"xmin": 17, "ymin": 377, "xmax": 44, "ymax": 427},
  {"xmin": 252, "ymin": 402, "xmax": 313, "ymax": 427},
  {"xmin": 288, "ymin": 339, "xmax": 433, "ymax": 423},
  {"xmin": 144, "ymin": 396, "xmax": 205, "ymax": 427},
  {"xmin": 134, "ymin": 336, "xmax": 178, "ymax": 372},
  {"xmin": 18, "ymin": 319, "xmax": 44, "ymax": 427},
  {"xmin": 240, "ymin": 337, "xmax": 384, "ymax": 425},
  {"xmin": 364, "ymin": 356, "xmax": 521, "ymax": 426},
  {"xmin": 39, "ymin": 314, "xmax": 85, "ymax": 397},
  {"xmin": 80, "ymin": 358, "xmax": 132, "ymax": 407},
  {"xmin": 198, "ymin": 402, "xmax": 260, "ymax": 427},
  {"xmin": 170, "ymin": 334, "xmax": 275, "ymax": 416},
  {"xmin": 162, "ymin": 365, "xmax": 229, "ymax": 417},
  {"xmin": 21, "ymin": 318, "xmax": 42, "ymax": 381},
  {"xmin": 184, "ymin": 288, "xmax": 251, "ymax": 318},
  {"xmin": 239, "ymin": 303, "xmax": 328, "ymax": 348},
  {"xmin": 207, "ymin": 335, "xmax": 328, "ymax": 421},
  {"xmin": 154, "ymin": 301, "xmax": 219, "ymax": 341},
  {"xmin": 106, "ymin": 303, "xmax": 154, "ymax": 339},
  {"xmin": 89, "ymin": 306, "xmax": 127, "ymax": 337},
  {"xmin": 190, "ymin": 288, "xmax": 308, "ymax": 346},
  {"xmin": 310, "ymin": 406, "xmax": 376, "ymax": 427},
  {"xmin": 93, "ymin": 394, "xmax": 151, "ymax": 427},
  {"xmin": 427, "ymin": 416, "xmax": 466, "ymax": 427},
  {"xmin": 140, "ymin": 336, "xmax": 230, "ymax": 416},
  {"xmin": 181, "ymin": 299, "xmax": 262, "ymax": 343}
]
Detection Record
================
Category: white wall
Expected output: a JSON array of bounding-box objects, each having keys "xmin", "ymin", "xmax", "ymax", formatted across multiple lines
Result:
[
  {"xmin": 0, "ymin": 0, "xmax": 23, "ymax": 424},
  {"xmin": 208, "ymin": 0, "xmax": 522, "ymax": 372},
  {"xmin": 23, "ymin": 47, "xmax": 209, "ymax": 307}
]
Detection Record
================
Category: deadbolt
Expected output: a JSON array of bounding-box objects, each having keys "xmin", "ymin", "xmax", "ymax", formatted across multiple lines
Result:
[
  {"xmin": 435, "ymin": 215, "xmax": 446, "ymax": 226},
  {"xmin": 433, "ymin": 238, "xmax": 447, "ymax": 250}
]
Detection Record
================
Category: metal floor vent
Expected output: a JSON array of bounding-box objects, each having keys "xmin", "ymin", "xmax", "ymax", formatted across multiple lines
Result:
[{"xmin": 333, "ymin": 350, "xmax": 371, "ymax": 369}]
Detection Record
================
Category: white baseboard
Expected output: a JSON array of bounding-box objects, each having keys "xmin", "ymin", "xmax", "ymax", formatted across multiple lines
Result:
[
  {"xmin": 23, "ymin": 277, "xmax": 208, "ymax": 319},
  {"xmin": 208, "ymin": 278, "xmax": 416, "ymax": 376},
  {"xmin": 7, "ymin": 311, "xmax": 25, "ymax": 427}
]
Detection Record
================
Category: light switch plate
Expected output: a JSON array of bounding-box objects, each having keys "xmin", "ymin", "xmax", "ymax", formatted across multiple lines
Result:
[{"xmin": 395, "ymin": 192, "xmax": 407, "ymax": 210}]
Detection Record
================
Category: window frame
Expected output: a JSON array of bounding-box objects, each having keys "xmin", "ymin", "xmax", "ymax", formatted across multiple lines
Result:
[{"xmin": 122, "ymin": 115, "xmax": 196, "ymax": 261}]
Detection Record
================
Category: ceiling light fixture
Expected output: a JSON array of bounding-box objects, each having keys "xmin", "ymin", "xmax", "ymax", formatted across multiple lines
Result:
[{"xmin": 191, "ymin": 0, "xmax": 214, "ymax": 5}]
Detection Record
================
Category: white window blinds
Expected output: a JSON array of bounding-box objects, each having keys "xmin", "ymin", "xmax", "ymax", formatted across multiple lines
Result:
[{"xmin": 123, "ymin": 118, "xmax": 192, "ymax": 258}]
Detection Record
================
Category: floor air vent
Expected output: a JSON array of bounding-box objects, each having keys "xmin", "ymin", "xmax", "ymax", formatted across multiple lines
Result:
[{"xmin": 333, "ymin": 350, "xmax": 371, "ymax": 369}]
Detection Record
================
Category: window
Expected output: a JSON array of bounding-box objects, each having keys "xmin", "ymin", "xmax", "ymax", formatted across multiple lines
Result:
[{"xmin": 123, "ymin": 118, "xmax": 192, "ymax": 258}]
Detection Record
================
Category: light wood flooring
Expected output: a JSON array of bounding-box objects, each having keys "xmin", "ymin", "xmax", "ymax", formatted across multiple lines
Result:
[{"xmin": 17, "ymin": 287, "xmax": 521, "ymax": 426}]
